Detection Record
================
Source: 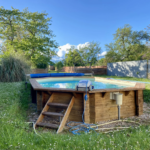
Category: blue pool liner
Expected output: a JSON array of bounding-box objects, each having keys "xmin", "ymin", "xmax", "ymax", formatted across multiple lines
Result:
[{"xmin": 30, "ymin": 73, "xmax": 85, "ymax": 78}]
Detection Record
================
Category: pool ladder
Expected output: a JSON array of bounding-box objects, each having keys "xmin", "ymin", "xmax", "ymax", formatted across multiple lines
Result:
[{"xmin": 34, "ymin": 93, "xmax": 75, "ymax": 133}]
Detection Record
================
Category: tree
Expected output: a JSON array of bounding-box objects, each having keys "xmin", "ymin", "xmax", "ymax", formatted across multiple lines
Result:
[
  {"xmin": 64, "ymin": 46, "xmax": 83, "ymax": 67},
  {"xmin": 144, "ymin": 24, "xmax": 150, "ymax": 59},
  {"xmin": 105, "ymin": 24, "xmax": 149, "ymax": 63},
  {"xmin": 0, "ymin": 7, "xmax": 58, "ymax": 67},
  {"xmin": 21, "ymin": 9, "xmax": 58, "ymax": 66},
  {"xmin": 0, "ymin": 6, "xmax": 22, "ymax": 52},
  {"xmin": 79, "ymin": 42, "xmax": 101, "ymax": 66},
  {"xmin": 55, "ymin": 61, "xmax": 64, "ymax": 72},
  {"xmin": 97, "ymin": 58, "xmax": 107, "ymax": 66}
]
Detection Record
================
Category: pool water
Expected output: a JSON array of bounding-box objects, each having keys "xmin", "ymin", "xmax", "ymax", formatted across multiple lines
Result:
[{"xmin": 38, "ymin": 80, "xmax": 128, "ymax": 89}]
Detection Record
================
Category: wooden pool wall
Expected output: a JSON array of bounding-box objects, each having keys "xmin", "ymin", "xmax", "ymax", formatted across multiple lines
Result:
[{"xmin": 30, "ymin": 77, "xmax": 144, "ymax": 123}]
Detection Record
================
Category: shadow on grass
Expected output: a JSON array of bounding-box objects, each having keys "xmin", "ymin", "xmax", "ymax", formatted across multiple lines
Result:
[{"xmin": 19, "ymin": 82, "xmax": 32, "ymax": 113}]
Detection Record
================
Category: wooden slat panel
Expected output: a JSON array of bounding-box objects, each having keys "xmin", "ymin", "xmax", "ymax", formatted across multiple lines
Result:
[
  {"xmin": 36, "ymin": 122, "xmax": 59, "ymax": 129},
  {"xmin": 42, "ymin": 112, "xmax": 64, "ymax": 117},
  {"xmin": 135, "ymin": 90, "xmax": 143, "ymax": 116},
  {"xmin": 89, "ymin": 93, "xmax": 96, "ymax": 123},
  {"xmin": 57, "ymin": 96, "xmax": 75, "ymax": 133},
  {"xmin": 42, "ymin": 92, "xmax": 50, "ymax": 108},
  {"xmin": 35, "ymin": 93, "xmax": 54, "ymax": 127},
  {"xmin": 94, "ymin": 91, "xmax": 137, "ymax": 123},
  {"xmin": 37, "ymin": 91, "xmax": 42, "ymax": 113},
  {"xmin": 69, "ymin": 93, "xmax": 83, "ymax": 121},
  {"xmin": 47, "ymin": 103, "xmax": 68, "ymax": 108}
]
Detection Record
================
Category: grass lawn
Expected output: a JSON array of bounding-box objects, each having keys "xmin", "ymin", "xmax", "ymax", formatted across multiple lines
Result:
[
  {"xmin": 0, "ymin": 76, "xmax": 150, "ymax": 149},
  {"xmin": 48, "ymin": 70, "xmax": 66, "ymax": 73}
]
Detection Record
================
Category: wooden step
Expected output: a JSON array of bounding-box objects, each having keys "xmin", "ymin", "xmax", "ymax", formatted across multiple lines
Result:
[
  {"xmin": 42, "ymin": 112, "xmax": 64, "ymax": 117},
  {"xmin": 36, "ymin": 122, "xmax": 59, "ymax": 129},
  {"xmin": 47, "ymin": 103, "xmax": 68, "ymax": 108}
]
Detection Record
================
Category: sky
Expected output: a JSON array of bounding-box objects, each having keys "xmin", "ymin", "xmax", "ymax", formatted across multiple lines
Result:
[{"xmin": 0, "ymin": 0, "xmax": 150, "ymax": 62}]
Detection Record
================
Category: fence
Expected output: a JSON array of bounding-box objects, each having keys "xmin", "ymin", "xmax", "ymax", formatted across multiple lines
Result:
[
  {"xmin": 49, "ymin": 65, "xmax": 55, "ymax": 70},
  {"xmin": 60, "ymin": 66, "xmax": 107, "ymax": 75},
  {"xmin": 107, "ymin": 60, "xmax": 149, "ymax": 78},
  {"xmin": 32, "ymin": 68, "xmax": 48, "ymax": 74}
]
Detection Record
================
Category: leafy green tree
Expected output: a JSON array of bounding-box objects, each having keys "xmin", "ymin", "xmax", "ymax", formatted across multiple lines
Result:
[
  {"xmin": 97, "ymin": 58, "xmax": 107, "ymax": 66},
  {"xmin": 55, "ymin": 61, "xmax": 64, "ymax": 72},
  {"xmin": 105, "ymin": 24, "xmax": 149, "ymax": 62},
  {"xmin": 79, "ymin": 42, "xmax": 101, "ymax": 66},
  {"xmin": 0, "ymin": 7, "xmax": 58, "ymax": 67},
  {"xmin": 21, "ymin": 9, "xmax": 58, "ymax": 66},
  {"xmin": 64, "ymin": 46, "xmax": 83, "ymax": 67},
  {"xmin": 0, "ymin": 6, "xmax": 22, "ymax": 52},
  {"xmin": 144, "ymin": 24, "xmax": 150, "ymax": 59}
]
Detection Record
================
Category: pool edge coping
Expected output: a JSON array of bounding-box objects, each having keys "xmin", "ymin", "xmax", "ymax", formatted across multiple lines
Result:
[{"xmin": 29, "ymin": 77, "xmax": 145, "ymax": 93}]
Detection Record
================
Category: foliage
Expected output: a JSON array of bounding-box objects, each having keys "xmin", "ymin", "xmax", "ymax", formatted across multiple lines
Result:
[
  {"xmin": 49, "ymin": 61, "xmax": 55, "ymax": 66},
  {"xmin": 105, "ymin": 24, "xmax": 149, "ymax": 63},
  {"xmin": 64, "ymin": 46, "xmax": 83, "ymax": 66},
  {"xmin": 79, "ymin": 42, "xmax": 101, "ymax": 66},
  {"xmin": 0, "ymin": 7, "xmax": 58, "ymax": 67},
  {"xmin": 144, "ymin": 24, "xmax": 150, "ymax": 59},
  {"xmin": 97, "ymin": 58, "xmax": 107, "ymax": 66},
  {"xmin": 55, "ymin": 61, "xmax": 64, "ymax": 72},
  {"xmin": 0, "ymin": 82, "xmax": 150, "ymax": 149},
  {"xmin": 21, "ymin": 9, "xmax": 58, "ymax": 66},
  {"xmin": 32, "ymin": 55, "xmax": 49, "ymax": 69},
  {"xmin": 0, "ymin": 55, "xmax": 30, "ymax": 82},
  {"xmin": 0, "ymin": 6, "xmax": 22, "ymax": 52}
]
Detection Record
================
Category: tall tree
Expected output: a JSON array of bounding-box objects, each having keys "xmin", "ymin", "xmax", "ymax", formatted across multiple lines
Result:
[
  {"xmin": 97, "ymin": 58, "xmax": 107, "ymax": 66},
  {"xmin": 144, "ymin": 24, "xmax": 150, "ymax": 59},
  {"xmin": 105, "ymin": 24, "xmax": 149, "ymax": 63},
  {"xmin": 0, "ymin": 7, "xmax": 58, "ymax": 67},
  {"xmin": 79, "ymin": 42, "xmax": 101, "ymax": 66},
  {"xmin": 0, "ymin": 6, "xmax": 22, "ymax": 51},
  {"xmin": 64, "ymin": 46, "xmax": 83, "ymax": 67},
  {"xmin": 21, "ymin": 9, "xmax": 58, "ymax": 66}
]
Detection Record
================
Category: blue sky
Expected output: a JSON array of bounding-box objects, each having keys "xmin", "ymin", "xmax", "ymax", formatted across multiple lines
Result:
[{"xmin": 0, "ymin": 0, "xmax": 150, "ymax": 62}]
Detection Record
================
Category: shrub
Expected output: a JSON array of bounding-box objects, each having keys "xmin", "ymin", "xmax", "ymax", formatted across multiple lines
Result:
[
  {"xmin": 55, "ymin": 61, "xmax": 63, "ymax": 72},
  {"xmin": 36, "ymin": 63, "xmax": 47, "ymax": 69},
  {"xmin": 0, "ymin": 55, "xmax": 30, "ymax": 82}
]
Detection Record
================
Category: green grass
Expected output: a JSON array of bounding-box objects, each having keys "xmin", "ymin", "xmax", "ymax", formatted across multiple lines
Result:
[
  {"xmin": 0, "ymin": 78, "xmax": 150, "ymax": 149},
  {"xmin": 48, "ymin": 70, "xmax": 66, "ymax": 73}
]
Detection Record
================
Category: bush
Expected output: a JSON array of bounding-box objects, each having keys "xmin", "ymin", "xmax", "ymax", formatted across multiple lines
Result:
[
  {"xmin": 55, "ymin": 61, "xmax": 63, "ymax": 72},
  {"xmin": 0, "ymin": 55, "xmax": 30, "ymax": 82},
  {"xmin": 36, "ymin": 63, "xmax": 47, "ymax": 69}
]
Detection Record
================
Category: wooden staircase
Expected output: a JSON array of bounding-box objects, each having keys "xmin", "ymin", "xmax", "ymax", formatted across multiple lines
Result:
[{"xmin": 35, "ymin": 93, "xmax": 75, "ymax": 133}]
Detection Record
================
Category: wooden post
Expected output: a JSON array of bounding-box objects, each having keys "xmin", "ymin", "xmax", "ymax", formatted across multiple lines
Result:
[
  {"xmin": 31, "ymin": 86, "xmax": 37, "ymax": 104},
  {"xmin": 42, "ymin": 92, "xmax": 50, "ymax": 108},
  {"xmin": 83, "ymin": 93, "xmax": 90, "ymax": 123},
  {"xmin": 36, "ymin": 91, "xmax": 42, "ymax": 114},
  {"xmin": 135, "ymin": 90, "xmax": 143, "ymax": 116}
]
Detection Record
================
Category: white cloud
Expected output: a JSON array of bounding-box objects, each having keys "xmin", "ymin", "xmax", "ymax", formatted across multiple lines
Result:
[
  {"xmin": 77, "ymin": 42, "xmax": 90, "ymax": 50},
  {"xmin": 57, "ymin": 43, "xmax": 72, "ymax": 57},
  {"xmin": 98, "ymin": 51, "xmax": 107, "ymax": 57},
  {"xmin": 52, "ymin": 42, "xmax": 107, "ymax": 62},
  {"xmin": 52, "ymin": 42, "xmax": 90, "ymax": 62}
]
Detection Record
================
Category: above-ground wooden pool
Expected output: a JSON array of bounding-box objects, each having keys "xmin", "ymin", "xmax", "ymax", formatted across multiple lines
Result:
[{"xmin": 30, "ymin": 77, "xmax": 145, "ymax": 133}]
